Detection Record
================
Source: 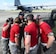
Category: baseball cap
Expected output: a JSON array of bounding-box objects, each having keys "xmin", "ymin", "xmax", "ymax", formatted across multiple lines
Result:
[{"xmin": 19, "ymin": 12, "xmax": 24, "ymax": 16}]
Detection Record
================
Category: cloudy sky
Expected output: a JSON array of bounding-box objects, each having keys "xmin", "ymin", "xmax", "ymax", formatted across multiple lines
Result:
[{"xmin": 0, "ymin": 0, "xmax": 56, "ymax": 10}]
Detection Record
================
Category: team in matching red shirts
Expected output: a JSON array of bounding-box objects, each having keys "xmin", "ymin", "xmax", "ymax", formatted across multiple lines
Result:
[{"xmin": 1, "ymin": 12, "xmax": 55, "ymax": 54}]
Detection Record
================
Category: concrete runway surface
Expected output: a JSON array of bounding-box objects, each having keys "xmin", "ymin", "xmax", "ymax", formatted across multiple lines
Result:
[{"xmin": 0, "ymin": 11, "xmax": 56, "ymax": 54}]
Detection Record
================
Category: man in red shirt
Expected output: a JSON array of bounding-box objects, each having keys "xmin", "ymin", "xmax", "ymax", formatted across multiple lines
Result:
[
  {"xmin": 24, "ymin": 14, "xmax": 38, "ymax": 54},
  {"xmin": 9, "ymin": 17, "xmax": 20, "ymax": 54},
  {"xmin": 36, "ymin": 15, "xmax": 55, "ymax": 54},
  {"xmin": 1, "ymin": 17, "xmax": 13, "ymax": 54}
]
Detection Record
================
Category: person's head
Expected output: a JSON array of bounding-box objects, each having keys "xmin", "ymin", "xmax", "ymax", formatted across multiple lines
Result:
[
  {"xmin": 36, "ymin": 15, "xmax": 42, "ymax": 20},
  {"xmin": 26, "ymin": 14, "xmax": 34, "ymax": 23},
  {"xmin": 6, "ymin": 18, "xmax": 9, "ymax": 23},
  {"xmin": 14, "ymin": 17, "xmax": 19, "ymax": 24},
  {"xmin": 6, "ymin": 17, "xmax": 13, "ymax": 24},
  {"xmin": 36, "ymin": 15, "xmax": 43, "ymax": 24},
  {"xmin": 18, "ymin": 12, "xmax": 24, "ymax": 19}
]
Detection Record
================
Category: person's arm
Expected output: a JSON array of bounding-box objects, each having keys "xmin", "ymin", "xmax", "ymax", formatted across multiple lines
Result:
[
  {"xmin": 14, "ymin": 26, "xmax": 20, "ymax": 46},
  {"xmin": 3, "ymin": 23, "xmax": 10, "ymax": 31},
  {"xmin": 19, "ymin": 23, "xmax": 23, "ymax": 27},
  {"xmin": 46, "ymin": 32, "xmax": 55, "ymax": 48},
  {"xmin": 41, "ymin": 23, "xmax": 55, "ymax": 48},
  {"xmin": 24, "ymin": 32, "xmax": 31, "ymax": 54},
  {"xmin": 15, "ymin": 33, "xmax": 19, "ymax": 46}
]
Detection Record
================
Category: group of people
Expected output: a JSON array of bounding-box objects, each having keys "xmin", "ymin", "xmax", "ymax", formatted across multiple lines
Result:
[{"xmin": 1, "ymin": 12, "xmax": 55, "ymax": 54}]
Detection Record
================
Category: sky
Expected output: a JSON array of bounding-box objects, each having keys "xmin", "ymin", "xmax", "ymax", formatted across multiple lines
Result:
[{"xmin": 0, "ymin": 0, "xmax": 56, "ymax": 10}]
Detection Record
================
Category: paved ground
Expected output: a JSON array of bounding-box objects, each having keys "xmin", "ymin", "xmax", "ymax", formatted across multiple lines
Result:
[{"xmin": 0, "ymin": 11, "xmax": 56, "ymax": 54}]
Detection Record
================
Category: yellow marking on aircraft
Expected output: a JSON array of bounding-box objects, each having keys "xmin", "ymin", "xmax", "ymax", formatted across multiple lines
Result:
[{"xmin": 32, "ymin": 9, "xmax": 52, "ymax": 12}]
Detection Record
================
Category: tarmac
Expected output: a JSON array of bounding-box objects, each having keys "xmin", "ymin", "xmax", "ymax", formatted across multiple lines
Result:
[{"xmin": 0, "ymin": 11, "xmax": 56, "ymax": 54}]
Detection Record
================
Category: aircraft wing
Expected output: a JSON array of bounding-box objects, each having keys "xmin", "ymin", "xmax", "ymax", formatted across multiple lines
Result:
[{"xmin": 30, "ymin": 5, "xmax": 56, "ymax": 7}]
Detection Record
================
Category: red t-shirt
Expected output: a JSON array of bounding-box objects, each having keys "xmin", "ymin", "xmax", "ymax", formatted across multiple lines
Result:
[
  {"xmin": 24, "ymin": 22, "xmax": 38, "ymax": 47},
  {"xmin": 40, "ymin": 22, "xmax": 52, "ymax": 43},
  {"xmin": 2, "ymin": 23, "xmax": 10, "ymax": 38},
  {"xmin": 10, "ymin": 24, "xmax": 20, "ymax": 43}
]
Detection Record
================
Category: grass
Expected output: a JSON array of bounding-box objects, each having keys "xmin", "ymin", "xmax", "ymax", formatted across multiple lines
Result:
[
  {"xmin": 3, "ymin": 9, "xmax": 52, "ymax": 13},
  {"xmin": 53, "ymin": 27, "xmax": 56, "ymax": 37},
  {"xmin": 5, "ymin": 10, "xmax": 21, "ymax": 12}
]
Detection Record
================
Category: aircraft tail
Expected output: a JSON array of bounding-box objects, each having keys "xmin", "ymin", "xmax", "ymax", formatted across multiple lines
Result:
[{"xmin": 14, "ymin": 0, "xmax": 21, "ymax": 6}]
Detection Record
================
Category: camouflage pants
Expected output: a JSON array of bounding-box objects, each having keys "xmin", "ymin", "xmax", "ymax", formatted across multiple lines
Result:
[
  {"xmin": 41, "ymin": 44, "xmax": 52, "ymax": 54},
  {"xmin": 1, "ymin": 39, "xmax": 9, "ymax": 54},
  {"xmin": 25, "ymin": 45, "xmax": 39, "ymax": 54},
  {"xmin": 9, "ymin": 41, "xmax": 20, "ymax": 54}
]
